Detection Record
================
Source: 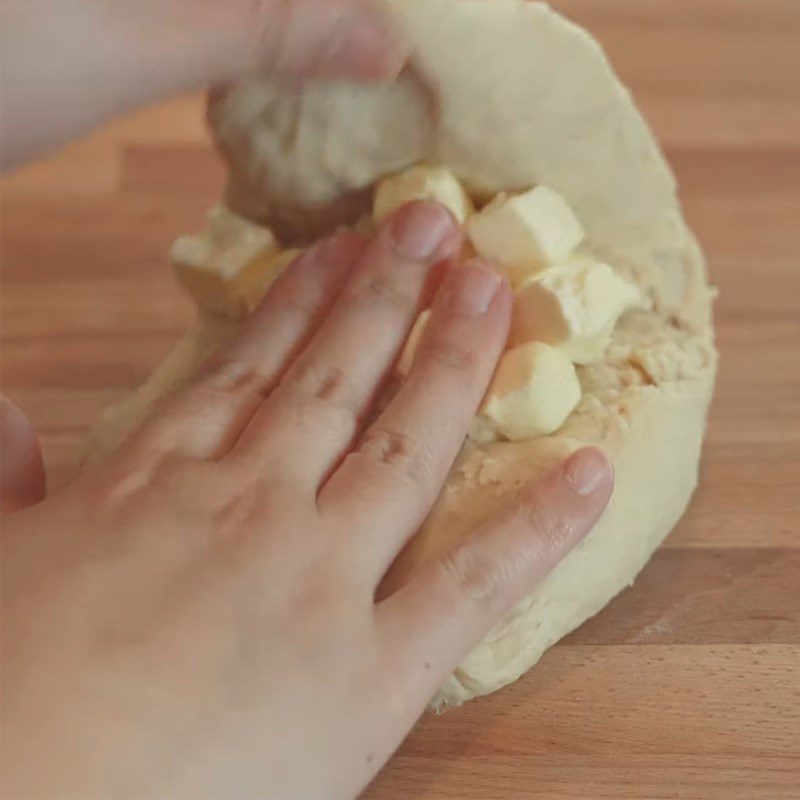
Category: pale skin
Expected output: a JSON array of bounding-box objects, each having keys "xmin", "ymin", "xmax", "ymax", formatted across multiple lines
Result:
[{"xmin": 0, "ymin": 3, "xmax": 614, "ymax": 798}]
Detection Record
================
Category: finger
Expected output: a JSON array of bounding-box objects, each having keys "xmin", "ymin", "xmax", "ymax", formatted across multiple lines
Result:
[
  {"xmin": 0, "ymin": 395, "xmax": 45, "ymax": 514},
  {"xmin": 209, "ymin": 0, "xmax": 407, "ymax": 84},
  {"xmin": 377, "ymin": 448, "xmax": 614, "ymax": 704},
  {"xmin": 319, "ymin": 259, "xmax": 511, "ymax": 576},
  {"xmin": 128, "ymin": 232, "xmax": 364, "ymax": 462},
  {"xmin": 224, "ymin": 201, "xmax": 461, "ymax": 487}
]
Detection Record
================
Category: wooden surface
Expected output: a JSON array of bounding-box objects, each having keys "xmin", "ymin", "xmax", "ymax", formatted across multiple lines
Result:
[{"xmin": 1, "ymin": 2, "xmax": 799, "ymax": 798}]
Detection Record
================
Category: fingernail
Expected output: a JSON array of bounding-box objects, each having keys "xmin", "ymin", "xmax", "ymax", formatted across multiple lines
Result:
[
  {"xmin": 390, "ymin": 202, "xmax": 456, "ymax": 261},
  {"xmin": 264, "ymin": 2, "xmax": 406, "ymax": 83},
  {"xmin": 446, "ymin": 261, "xmax": 503, "ymax": 315},
  {"xmin": 563, "ymin": 448, "xmax": 612, "ymax": 496},
  {"xmin": 325, "ymin": 13, "xmax": 406, "ymax": 79}
]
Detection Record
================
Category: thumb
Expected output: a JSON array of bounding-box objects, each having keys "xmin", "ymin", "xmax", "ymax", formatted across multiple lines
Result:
[
  {"xmin": 1, "ymin": 396, "xmax": 46, "ymax": 514},
  {"xmin": 378, "ymin": 447, "xmax": 614, "ymax": 705}
]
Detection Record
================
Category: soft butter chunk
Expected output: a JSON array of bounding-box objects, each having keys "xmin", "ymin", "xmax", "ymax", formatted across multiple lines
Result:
[
  {"xmin": 171, "ymin": 205, "xmax": 279, "ymax": 320},
  {"xmin": 478, "ymin": 341, "xmax": 581, "ymax": 441},
  {"xmin": 396, "ymin": 310, "xmax": 431, "ymax": 378},
  {"xmin": 269, "ymin": 248, "xmax": 303, "ymax": 281},
  {"xmin": 467, "ymin": 186, "xmax": 584, "ymax": 286},
  {"xmin": 374, "ymin": 166, "xmax": 473, "ymax": 224},
  {"xmin": 510, "ymin": 258, "xmax": 643, "ymax": 363}
]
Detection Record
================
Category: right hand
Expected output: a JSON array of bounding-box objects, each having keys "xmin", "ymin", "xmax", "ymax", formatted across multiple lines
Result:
[{"xmin": 1, "ymin": 202, "xmax": 613, "ymax": 799}]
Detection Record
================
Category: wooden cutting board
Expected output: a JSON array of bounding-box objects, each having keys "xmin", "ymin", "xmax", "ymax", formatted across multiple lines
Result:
[{"xmin": 1, "ymin": 2, "xmax": 798, "ymax": 798}]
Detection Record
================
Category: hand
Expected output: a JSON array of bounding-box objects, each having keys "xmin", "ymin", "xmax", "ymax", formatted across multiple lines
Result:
[
  {"xmin": 0, "ymin": 396, "xmax": 45, "ymax": 513},
  {"xmin": 0, "ymin": 202, "xmax": 613, "ymax": 799},
  {"xmin": 0, "ymin": 0, "xmax": 406, "ymax": 169}
]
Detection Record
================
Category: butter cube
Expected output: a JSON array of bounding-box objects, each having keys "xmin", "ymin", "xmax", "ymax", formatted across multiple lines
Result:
[
  {"xmin": 396, "ymin": 310, "xmax": 431, "ymax": 378},
  {"xmin": 171, "ymin": 205, "xmax": 279, "ymax": 320},
  {"xmin": 374, "ymin": 166, "xmax": 473, "ymax": 224},
  {"xmin": 269, "ymin": 248, "xmax": 303, "ymax": 281},
  {"xmin": 509, "ymin": 258, "xmax": 643, "ymax": 363},
  {"xmin": 479, "ymin": 342, "xmax": 581, "ymax": 441},
  {"xmin": 467, "ymin": 186, "xmax": 584, "ymax": 285},
  {"xmin": 467, "ymin": 416, "xmax": 498, "ymax": 446}
]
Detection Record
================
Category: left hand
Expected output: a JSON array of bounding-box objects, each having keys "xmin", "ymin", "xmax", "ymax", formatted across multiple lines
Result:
[
  {"xmin": 0, "ymin": 395, "xmax": 45, "ymax": 513},
  {"xmin": 0, "ymin": 0, "xmax": 406, "ymax": 169}
]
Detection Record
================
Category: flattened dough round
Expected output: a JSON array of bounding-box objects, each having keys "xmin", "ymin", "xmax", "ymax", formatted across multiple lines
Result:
[{"xmin": 86, "ymin": 0, "xmax": 717, "ymax": 706}]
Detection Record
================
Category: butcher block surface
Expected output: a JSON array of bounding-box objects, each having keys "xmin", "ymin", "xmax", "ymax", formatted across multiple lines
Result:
[{"xmin": 1, "ymin": 2, "xmax": 798, "ymax": 798}]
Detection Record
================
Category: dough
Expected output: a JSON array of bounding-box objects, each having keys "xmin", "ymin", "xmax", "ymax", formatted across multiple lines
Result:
[
  {"xmin": 83, "ymin": 314, "xmax": 241, "ymax": 463},
  {"xmin": 85, "ymin": 0, "xmax": 717, "ymax": 706}
]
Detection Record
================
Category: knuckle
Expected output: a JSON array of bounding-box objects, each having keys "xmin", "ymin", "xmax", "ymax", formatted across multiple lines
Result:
[
  {"xmin": 75, "ymin": 458, "xmax": 150, "ymax": 515},
  {"xmin": 360, "ymin": 271, "xmax": 414, "ymax": 316},
  {"xmin": 290, "ymin": 558, "xmax": 352, "ymax": 616},
  {"xmin": 148, "ymin": 454, "xmax": 211, "ymax": 498},
  {"xmin": 198, "ymin": 359, "xmax": 272, "ymax": 401},
  {"xmin": 273, "ymin": 366, "xmax": 357, "ymax": 433},
  {"xmin": 425, "ymin": 338, "xmax": 481, "ymax": 375},
  {"xmin": 208, "ymin": 484, "xmax": 266, "ymax": 549},
  {"xmin": 437, "ymin": 545, "xmax": 509, "ymax": 610},
  {"xmin": 511, "ymin": 500, "xmax": 577, "ymax": 559},
  {"xmin": 358, "ymin": 427, "xmax": 436, "ymax": 487},
  {"xmin": 284, "ymin": 363, "xmax": 354, "ymax": 411},
  {"xmin": 89, "ymin": 452, "xmax": 201, "ymax": 515}
]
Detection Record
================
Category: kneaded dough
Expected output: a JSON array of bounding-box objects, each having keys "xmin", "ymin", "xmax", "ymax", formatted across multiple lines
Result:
[
  {"xmin": 83, "ymin": 315, "xmax": 241, "ymax": 463},
  {"xmin": 85, "ymin": 0, "xmax": 717, "ymax": 706}
]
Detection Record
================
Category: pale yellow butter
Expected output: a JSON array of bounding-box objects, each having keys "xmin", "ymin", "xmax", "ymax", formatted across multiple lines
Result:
[
  {"xmin": 171, "ymin": 205, "xmax": 279, "ymax": 320},
  {"xmin": 373, "ymin": 165, "xmax": 473, "ymax": 224},
  {"xmin": 396, "ymin": 310, "xmax": 432, "ymax": 378},
  {"xmin": 479, "ymin": 341, "xmax": 581, "ymax": 441},
  {"xmin": 510, "ymin": 258, "xmax": 642, "ymax": 363},
  {"xmin": 467, "ymin": 186, "xmax": 584, "ymax": 286}
]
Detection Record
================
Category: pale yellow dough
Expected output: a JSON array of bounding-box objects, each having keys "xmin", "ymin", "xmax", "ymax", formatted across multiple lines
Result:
[{"xmin": 85, "ymin": 0, "xmax": 717, "ymax": 707}]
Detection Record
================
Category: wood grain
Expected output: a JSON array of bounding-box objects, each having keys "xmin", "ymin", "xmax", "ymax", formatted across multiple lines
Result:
[
  {"xmin": 368, "ymin": 647, "xmax": 800, "ymax": 799},
  {"xmin": 1, "ymin": 1, "xmax": 798, "ymax": 798}
]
